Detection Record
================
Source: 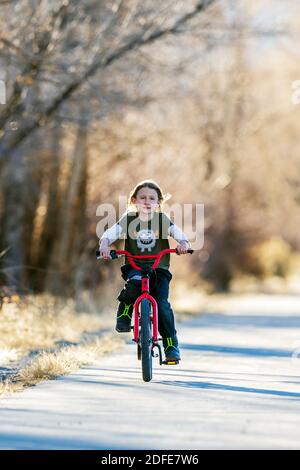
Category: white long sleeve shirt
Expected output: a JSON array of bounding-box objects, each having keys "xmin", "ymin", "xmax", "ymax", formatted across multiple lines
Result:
[{"xmin": 100, "ymin": 213, "xmax": 189, "ymax": 245}]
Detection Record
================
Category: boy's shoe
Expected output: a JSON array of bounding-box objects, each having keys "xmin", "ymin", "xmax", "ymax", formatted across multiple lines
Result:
[
  {"xmin": 165, "ymin": 346, "xmax": 181, "ymax": 362},
  {"xmin": 115, "ymin": 302, "xmax": 133, "ymax": 333},
  {"xmin": 163, "ymin": 336, "xmax": 181, "ymax": 362}
]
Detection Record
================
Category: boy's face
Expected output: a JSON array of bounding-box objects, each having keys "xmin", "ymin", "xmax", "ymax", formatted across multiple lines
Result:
[{"xmin": 132, "ymin": 187, "xmax": 159, "ymax": 215}]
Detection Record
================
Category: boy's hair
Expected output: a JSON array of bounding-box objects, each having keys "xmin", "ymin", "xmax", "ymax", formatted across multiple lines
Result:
[{"xmin": 127, "ymin": 180, "xmax": 171, "ymax": 212}]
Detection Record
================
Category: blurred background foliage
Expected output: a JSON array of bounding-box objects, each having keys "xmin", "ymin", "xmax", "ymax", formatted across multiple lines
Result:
[{"xmin": 0, "ymin": 0, "xmax": 300, "ymax": 309}]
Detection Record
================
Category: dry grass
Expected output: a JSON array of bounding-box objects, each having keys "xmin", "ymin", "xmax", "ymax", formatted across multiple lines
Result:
[
  {"xmin": 0, "ymin": 293, "xmax": 122, "ymax": 398},
  {"xmin": 0, "ymin": 334, "xmax": 125, "ymax": 397},
  {"xmin": 0, "ymin": 294, "xmax": 109, "ymax": 352}
]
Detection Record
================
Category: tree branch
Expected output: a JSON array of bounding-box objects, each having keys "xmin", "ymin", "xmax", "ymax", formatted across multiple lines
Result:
[
  {"xmin": 4, "ymin": 0, "xmax": 216, "ymax": 153},
  {"xmin": 0, "ymin": 1, "xmax": 72, "ymax": 132}
]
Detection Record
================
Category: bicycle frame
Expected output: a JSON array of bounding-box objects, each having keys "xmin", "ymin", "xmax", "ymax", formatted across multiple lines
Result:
[
  {"xmin": 112, "ymin": 248, "xmax": 178, "ymax": 345},
  {"xmin": 96, "ymin": 246, "xmax": 194, "ymax": 369}
]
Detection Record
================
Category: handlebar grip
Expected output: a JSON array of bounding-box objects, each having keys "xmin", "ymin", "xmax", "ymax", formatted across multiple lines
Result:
[
  {"xmin": 175, "ymin": 248, "xmax": 194, "ymax": 254},
  {"xmin": 110, "ymin": 250, "xmax": 119, "ymax": 260},
  {"xmin": 96, "ymin": 249, "xmax": 122, "ymax": 260}
]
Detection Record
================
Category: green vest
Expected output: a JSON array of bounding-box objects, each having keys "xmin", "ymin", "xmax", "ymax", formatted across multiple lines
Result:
[{"xmin": 118, "ymin": 211, "xmax": 173, "ymax": 269}]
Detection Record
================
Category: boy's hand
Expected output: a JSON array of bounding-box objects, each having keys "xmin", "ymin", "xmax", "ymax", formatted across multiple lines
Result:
[
  {"xmin": 176, "ymin": 240, "xmax": 190, "ymax": 255},
  {"xmin": 99, "ymin": 238, "xmax": 110, "ymax": 260}
]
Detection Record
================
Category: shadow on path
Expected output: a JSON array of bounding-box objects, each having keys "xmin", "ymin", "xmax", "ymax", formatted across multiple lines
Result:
[
  {"xmin": 184, "ymin": 313, "xmax": 300, "ymax": 329},
  {"xmin": 159, "ymin": 380, "xmax": 300, "ymax": 399},
  {"xmin": 180, "ymin": 343, "xmax": 293, "ymax": 358}
]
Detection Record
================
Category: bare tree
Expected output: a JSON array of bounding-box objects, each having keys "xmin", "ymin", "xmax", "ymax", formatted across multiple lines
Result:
[{"xmin": 0, "ymin": 0, "xmax": 217, "ymax": 291}]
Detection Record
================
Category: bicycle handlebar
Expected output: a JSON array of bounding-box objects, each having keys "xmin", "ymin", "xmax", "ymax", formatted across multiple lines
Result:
[{"xmin": 96, "ymin": 248, "xmax": 194, "ymax": 270}]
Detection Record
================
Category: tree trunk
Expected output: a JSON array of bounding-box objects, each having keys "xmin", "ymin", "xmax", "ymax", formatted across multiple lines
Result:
[
  {"xmin": 45, "ymin": 122, "xmax": 88, "ymax": 295},
  {"xmin": 0, "ymin": 147, "xmax": 26, "ymax": 289},
  {"xmin": 31, "ymin": 124, "xmax": 63, "ymax": 291}
]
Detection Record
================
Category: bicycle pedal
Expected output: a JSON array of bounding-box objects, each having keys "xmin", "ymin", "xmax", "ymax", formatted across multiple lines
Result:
[{"xmin": 163, "ymin": 360, "xmax": 179, "ymax": 366}]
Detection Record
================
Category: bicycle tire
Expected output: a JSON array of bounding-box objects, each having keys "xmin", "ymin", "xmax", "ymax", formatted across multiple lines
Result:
[{"xmin": 140, "ymin": 298, "xmax": 152, "ymax": 382}]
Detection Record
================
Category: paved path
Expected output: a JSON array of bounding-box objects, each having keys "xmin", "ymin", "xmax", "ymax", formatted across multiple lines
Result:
[{"xmin": 1, "ymin": 301, "xmax": 300, "ymax": 449}]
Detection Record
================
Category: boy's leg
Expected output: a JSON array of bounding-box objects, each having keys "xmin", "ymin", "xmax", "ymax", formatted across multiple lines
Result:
[
  {"xmin": 115, "ymin": 269, "xmax": 142, "ymax": 332},
  {"xmin": 151, "ymin": 269, "xmax": 181, "ymax": 361},
  {"xmin": 157, "ymin": 299, "xmax": 181, "ymax": 361}
]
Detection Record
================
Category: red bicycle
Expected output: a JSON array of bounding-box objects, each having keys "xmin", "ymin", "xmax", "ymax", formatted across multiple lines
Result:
[{"xmin": 96, "ymin": 248, "xmax": 193, "ymax": 382}]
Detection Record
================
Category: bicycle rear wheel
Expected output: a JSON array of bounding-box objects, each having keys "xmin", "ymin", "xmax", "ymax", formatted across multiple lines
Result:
[{"xmin": 140, "ymin": 298, "xmax": 152, "ymax": 382}]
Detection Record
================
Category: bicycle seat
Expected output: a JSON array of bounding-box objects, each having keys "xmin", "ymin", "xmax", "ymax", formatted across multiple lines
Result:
[{"xmin": 140, "ymin": 265, "xmax": 153, "ymax": 276}]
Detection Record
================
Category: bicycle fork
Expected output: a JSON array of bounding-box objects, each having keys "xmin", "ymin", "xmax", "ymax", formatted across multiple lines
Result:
[{"xmin": 132, "ymin": 276, "xmax": 163, "ymax": 364}]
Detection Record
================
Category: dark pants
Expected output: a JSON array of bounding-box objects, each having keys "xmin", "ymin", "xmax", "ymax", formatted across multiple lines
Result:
[{"xmin": 117, "ymin": 265, "xmax": 177, "ymax": 340}]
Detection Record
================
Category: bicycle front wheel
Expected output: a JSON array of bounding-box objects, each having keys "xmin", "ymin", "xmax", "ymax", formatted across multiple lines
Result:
[{"xmin": 140, "ymin": 298, "xmax": 152, "ymax": 382}]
